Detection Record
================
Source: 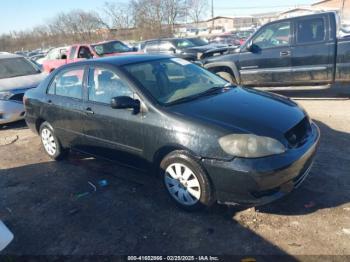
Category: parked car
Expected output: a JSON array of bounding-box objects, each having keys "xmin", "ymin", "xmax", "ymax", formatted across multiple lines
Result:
[
  {"xmin": 208, "ymin": 34, "xmax": 241, "ymax": 47},
  {"xmin": 24, "ymin": 55, "xmax": 319, "ymax": 210},
  {"xmin": 0, "ymin": 54, "xmax": 46, "ymax": 125},
  {"xmin": 203, "ymin": 12, "xmax": 350, "ymax": 87},
  {"xmin": 42, "ymin": 40, "xmax": 138, "ymax": 73},
  {"xmin": 142, "ymin": 38, "xmax": 230, "ymax": 61}
]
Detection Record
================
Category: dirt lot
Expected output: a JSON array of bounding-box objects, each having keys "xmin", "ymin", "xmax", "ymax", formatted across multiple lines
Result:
[{"xmin": 0, "ymin": 85, "xmax": 350, "ymax": 257}]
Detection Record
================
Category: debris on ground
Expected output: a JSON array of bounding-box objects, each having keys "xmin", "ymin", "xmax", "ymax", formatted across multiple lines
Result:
[{"xmin": 0, "ymin": 135, "xmax": 18, "ymax": 146}]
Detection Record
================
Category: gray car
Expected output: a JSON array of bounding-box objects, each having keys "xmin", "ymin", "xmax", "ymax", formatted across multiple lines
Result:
[{"xmin": 0, "ymin": 54, "xmax": 47, "ymax": 125}]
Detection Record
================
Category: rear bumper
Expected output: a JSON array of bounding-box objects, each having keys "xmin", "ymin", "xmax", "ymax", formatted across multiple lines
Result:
[
  {"xmin": 0, "ymin": 100, "xmax": 25, "ymax": 125},
  {"xmin": 203, "ymin": 122, "xmax": 320, "ymax": 206}
]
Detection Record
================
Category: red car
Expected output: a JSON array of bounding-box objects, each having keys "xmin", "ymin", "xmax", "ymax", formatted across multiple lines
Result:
[{"xmin": 43, "ymin": 40, "xmax": 139, "ymax": 73}]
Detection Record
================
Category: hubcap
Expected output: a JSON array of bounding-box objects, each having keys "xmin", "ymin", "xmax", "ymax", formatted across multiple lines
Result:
[
  {"xmin": 41, "ymin": 128, "xmax": 57, "ymax": 156},
  {"xmin": 164, "ymin": 163, "xmax": 201, "ymax": 206}
]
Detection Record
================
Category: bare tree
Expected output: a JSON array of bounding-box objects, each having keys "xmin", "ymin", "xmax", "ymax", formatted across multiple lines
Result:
[
  {"xmin": 103, "ymin": 1, "xmax": 134, "ymax": 29},
  {"xmin": 187, "ymin": 0, "xmax": 209, "ymax": 24}
]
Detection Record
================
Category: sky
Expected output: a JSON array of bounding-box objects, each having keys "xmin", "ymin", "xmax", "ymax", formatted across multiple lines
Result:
[{"xmin": 0, "ymin": 0, "xmax": 316, "ymax": 34}]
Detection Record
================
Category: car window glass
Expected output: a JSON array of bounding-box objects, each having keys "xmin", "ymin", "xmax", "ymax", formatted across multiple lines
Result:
[
  {"xmin": 144, "ymin": 41, "xmax": 159, "ymax": 52},
  {"xmin": 78, "ymin": 46, "xmax": 93, "ymax": 59},
  {"xmin": 297, "ymin": 18, "xmax": 325, "ymax": 44},
  {"xmin": 50, "ymin": 68, "xmax": 84, "ymax": 99},
  {"xmin": 253, "ymin": 21, "xmax": 291, "ymax": 49},
  {"xmin": 159, "ymin": 41, "xmax": 174, "ymax": 52},
  {"xmin": 69, "ymin": 46, "xmax": 77, "ymax": 59},
  {"xmin": 88, "ymin": 67, "xmax": 133, "ymax": 104}
]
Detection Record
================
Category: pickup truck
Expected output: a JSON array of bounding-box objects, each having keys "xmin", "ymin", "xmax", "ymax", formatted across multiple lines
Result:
[
  {"xmin": 43, "ymin": 40, "xmax": 138, "ymax": 73},
  {"xmin": 203, "ymin": 12, "xmax": 350, "ymax": 87}
]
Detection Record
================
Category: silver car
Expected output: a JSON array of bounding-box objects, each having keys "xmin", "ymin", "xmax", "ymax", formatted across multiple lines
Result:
[{"xmin": 0, "ymin": 54, "xmax": 47, "ymax": 125}]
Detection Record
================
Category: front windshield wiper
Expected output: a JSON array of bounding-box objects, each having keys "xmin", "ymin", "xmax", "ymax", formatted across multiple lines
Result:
[{"xmin": 168, "ymin": 85, "xmax": 234, "ymax": 106}]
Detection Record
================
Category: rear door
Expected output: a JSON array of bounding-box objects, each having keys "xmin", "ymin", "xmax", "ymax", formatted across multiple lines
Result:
[
  {"xmin": 44, "ymin": 66, "xmax": 87, "ymax": 147},
  {"xmin": 239, "ymin": 20, "xmax": 293, "ymax": 86},
  {"xmin": 291, "ymin": 14, "xmax": 335, "ymax": 84},
  {"xmin": 81, "ymin": 66, "xmax": 147, "ymax": 169}
]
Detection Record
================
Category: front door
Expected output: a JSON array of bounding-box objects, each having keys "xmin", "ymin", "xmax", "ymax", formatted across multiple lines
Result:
[
  {"xmin": 239, "ymin": 20, "xmax": 293, "ymax": 86},
  {"xmin": 81, "ymin": 66, "xmax": 147, "ymax": 169}
]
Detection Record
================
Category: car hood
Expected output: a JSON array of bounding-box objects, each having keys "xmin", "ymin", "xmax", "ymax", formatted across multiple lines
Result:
[
  {"xmin": 169, "ymin": 87, "xmax": 306, "ymax": 141},
  {"xmin": 0, "ymin": 72, "xmax": 47, "ymax": 92}
]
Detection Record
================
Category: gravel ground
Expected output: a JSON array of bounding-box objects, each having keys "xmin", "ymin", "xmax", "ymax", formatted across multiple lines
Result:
[{"xmin": 0, "ymin": 85, "xmax": 350, "ymax": 257}]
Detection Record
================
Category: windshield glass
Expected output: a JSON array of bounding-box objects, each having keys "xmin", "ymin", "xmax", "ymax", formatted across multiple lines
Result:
[
  {"xmin": 187, "ymin": 38, "xmax": 208, "ymax": 46},
  {"xmin": 92, "ymin": 41, "xmax": 131, "ymax": 55},
  {"xmin": 0, "ymin": 57, "xmax": 40, "ymax": 79},
  {"xmin": 123, "ymin": 58, "xmax": 228, "ymax": 105}
]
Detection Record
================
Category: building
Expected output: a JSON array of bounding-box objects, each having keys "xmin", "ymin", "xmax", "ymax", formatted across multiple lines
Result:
[
  {"xmin": 205, "ymin": 16, "xmax": 259, "ymax": 31},
  {"xmin": 312, "ymin": 0, "xmax": 350, "ymax": 24}
]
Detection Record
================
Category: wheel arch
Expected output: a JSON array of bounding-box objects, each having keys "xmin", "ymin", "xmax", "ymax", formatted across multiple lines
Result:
[{"xmin": 205, "ymin": 62, "xmax": 240, "ymax": 84}]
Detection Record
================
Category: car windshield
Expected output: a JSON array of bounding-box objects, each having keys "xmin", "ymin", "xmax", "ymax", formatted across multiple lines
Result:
[
  {"xmin": 92, "ymin": 41, "xmax": 131, "ymax": 56},
  {"xmin": 0, "ymin": 57, "xmax": 40, "ymax": 79},
  {"xmin": 187, "ymin": 38, "xmax": 208, "ymax": 46},
  {"xmin": 123, "ymin": 58, "xmax": 229, "ymax": 105}
]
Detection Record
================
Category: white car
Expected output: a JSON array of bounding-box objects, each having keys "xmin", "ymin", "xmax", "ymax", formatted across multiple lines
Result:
[{"xmin": 0, "ymin": 54, "xmax": 47, "ymax": 125}]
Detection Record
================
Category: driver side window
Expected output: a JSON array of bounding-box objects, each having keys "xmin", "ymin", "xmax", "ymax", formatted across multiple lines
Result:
[{"xmin": 253, "ymin": 21, "xmax": 291, "ymax": 49}]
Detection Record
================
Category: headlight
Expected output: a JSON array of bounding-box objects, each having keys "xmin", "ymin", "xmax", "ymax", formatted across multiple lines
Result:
[
  {"xmin": 0, "ymin": 91, "xmax": 12, "ymax": 100},
  {"xmin": 219, "ymin": 134, "xmax": 286, "ymax": 158}
]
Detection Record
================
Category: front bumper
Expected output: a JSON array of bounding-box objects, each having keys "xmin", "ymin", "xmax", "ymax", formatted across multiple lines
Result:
[
  {"xmin": 202, "ymin": 122, "xmax": 320, "ymax": 206},
  {"xmin": 0, "ymin": 100, "xmax": 25, "ymax": 125}
]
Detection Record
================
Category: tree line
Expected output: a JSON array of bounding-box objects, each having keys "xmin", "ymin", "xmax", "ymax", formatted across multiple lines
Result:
[{"xmin": 0, "ymin": 0, "xmax": 209, "ymax": 52}]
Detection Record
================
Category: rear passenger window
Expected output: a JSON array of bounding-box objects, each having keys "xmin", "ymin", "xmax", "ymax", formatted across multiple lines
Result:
[
  {"xmin": 297, "ymin": 18, "xmax": 325, "ymax": 44},
  {"xmin": 48, "ymin": 68, "xmax": 84, "ymax": 99},
  {"xmin": 88, "ymin": 67, "xmax": 133, "ymax": 104},
  {"xmin": 69, "ymin": 46, "xmax": 77, "ymax": 60}
]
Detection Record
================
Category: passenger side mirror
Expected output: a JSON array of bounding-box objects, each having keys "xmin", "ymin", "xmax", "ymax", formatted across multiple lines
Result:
[
  {"xmin": 169, "ymin": 47, "xmax": 176, "ymax": 53},
  {"xmin": 111, "ymin": 96, "xmax": 140, "ymax": 113},
  {"xmin": 246, "ymin": 40, "xmax": 254, "ymax": 52}
]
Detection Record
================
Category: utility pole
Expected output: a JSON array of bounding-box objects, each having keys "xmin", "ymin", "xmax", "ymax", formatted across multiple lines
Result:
[
  {"xmin": 341, "ymin": 0, "xmax": 345, "ymax": 23},
  {"xmin": 211, "ymin": 0, "xmax": 214, "ymax": 28}
]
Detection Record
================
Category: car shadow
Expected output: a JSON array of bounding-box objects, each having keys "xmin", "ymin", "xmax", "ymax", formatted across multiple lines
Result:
[
  {"xmin": 256, "ymin": 120, "xmax": 350, "ymax": 216},
  {"xmin": 0, "ymin": 120, "xmax": 28, "ymax": 131},
  {"xmin": 0, "ymin": 155, "xmax": 298, "ymax": 257}
]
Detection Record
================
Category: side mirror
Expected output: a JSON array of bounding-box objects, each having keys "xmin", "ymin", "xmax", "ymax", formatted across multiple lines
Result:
[
  {"xmin": 169, "ymin": 47, "xmax": 176, "ymax": 54},
  {"xmin": 61, "ymin": 54, "xmax": 67, "ymax": 60},
  {"xmin": 111, "ymin": 96, "xmax": 140, "ymax": 113},
  {"xmin": 246, "ymin": 40, "xmax": 254, "ymax": 52}
]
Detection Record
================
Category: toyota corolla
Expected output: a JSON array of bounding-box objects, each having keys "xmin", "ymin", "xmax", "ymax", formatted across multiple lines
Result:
[{"xmin": 24, "ymin": 55, "xmax": 320, "ymax": 210}]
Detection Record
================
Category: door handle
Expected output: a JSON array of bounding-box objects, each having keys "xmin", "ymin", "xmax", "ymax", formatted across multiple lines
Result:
[
  {"xmin": 85, "ymin": 108, "xmax": 95, "ymax": 115},
  {"xmin": 280, "ymin": 51, "xmax": 291, "ymax": 57}
]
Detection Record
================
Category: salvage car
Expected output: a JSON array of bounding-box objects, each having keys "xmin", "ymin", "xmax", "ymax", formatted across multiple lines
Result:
[
  {"xmin": 142, "ymin": 38, "xmax": 230, "ymax": 61},
  {"xmin": 0, "ymin": 53, "xmax": 46, "ymax": 125},
  {"xmin": 24, "ymin": 55, "xmax": 320, "ymax": 210},
  {"xmin": 204, "ymin": 12, "xmax": 350, "ymax": 87},
  {"xmin": 43, "ymin": 40, "xmax": 139, "ymax": 73}
]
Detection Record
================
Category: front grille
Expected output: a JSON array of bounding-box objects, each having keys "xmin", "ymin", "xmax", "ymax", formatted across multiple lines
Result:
[
  {"xmin": 9, "ymin": 93, "xmax": 24, "ymax": 103},
  {"xmin": 285, "ymin": 117, "xmax": 311, "ymax": 148}
]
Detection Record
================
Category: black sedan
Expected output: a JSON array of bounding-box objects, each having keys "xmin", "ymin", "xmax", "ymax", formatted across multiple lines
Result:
[{"xmin": 24, "ymin": 55, "xmax": 320, "ymax": 210}]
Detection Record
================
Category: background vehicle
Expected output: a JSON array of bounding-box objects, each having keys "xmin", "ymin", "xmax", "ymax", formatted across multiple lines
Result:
[
  {"xmin": 142, "ymin": 37, "xmax": 230, "ymax": 61},
  {"xmin": 42, "ymin": 40, "xmax": 138, "ymax": 73},
  {"xmin": 208, "ymin": 34, "xmax": 242, "ymax": 47},
  {"xmin": 25, "ymin": 55, "xmax": 319, "ymax": 210},
  {"xmin": 0, "ymin": 53, "xmax": 46, "ymax": 125},
  {"xmin": 204, "ymin": 12, "xmax": 350, "ymax": 87}
]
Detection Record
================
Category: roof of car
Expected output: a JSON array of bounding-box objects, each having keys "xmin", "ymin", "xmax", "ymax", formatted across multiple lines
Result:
[
  {"xmin": 65, "ymin": 54, "xmax": 173, "ymax": 68},
  {"xmin": 0, "ymin": 53, "xmax": 23, "ymax": 59}
]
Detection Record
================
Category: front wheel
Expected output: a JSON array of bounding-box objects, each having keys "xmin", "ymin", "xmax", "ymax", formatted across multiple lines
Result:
[
  {"xmin": 160, "ymin": 151, "xmax": 215, "ymax": 211},
  {"xmin": 40, "ymin": 122, "xmax": 68, "ymax": 160}
]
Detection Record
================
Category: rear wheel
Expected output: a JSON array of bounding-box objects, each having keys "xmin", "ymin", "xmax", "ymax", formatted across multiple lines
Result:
[
  {"xmin": 160, "ymin": 151, "xmax": 215, "ymax": 211},
  {"xmin": 217, "ymin": 71, "xmax": 237, "ymax": 85},
  {"xmin": 40, "ymin": 122, "xmax": 67, "ymax": 160}
]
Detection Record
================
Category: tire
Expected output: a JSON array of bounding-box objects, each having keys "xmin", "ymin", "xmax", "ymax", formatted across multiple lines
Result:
[
  {"xmin": 217, "ymin": 71, "xmax": 237, "ymax": 85},
  {"xmin": 39, "ymin": 122, "xmax": 68, "ymax": 160},
  {"xmin": 160, "ymin": 151, "xmax": 215, "ymax": 211}
]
